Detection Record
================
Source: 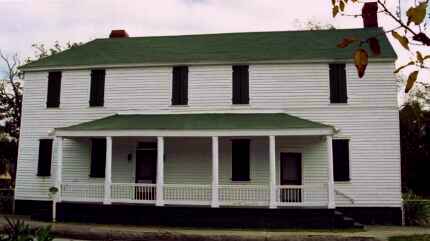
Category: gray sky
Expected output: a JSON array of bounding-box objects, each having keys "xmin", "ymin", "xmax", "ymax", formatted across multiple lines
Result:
[{"xmin": 0, "ymin": 0, "xmax": 426, "ymax": 80}]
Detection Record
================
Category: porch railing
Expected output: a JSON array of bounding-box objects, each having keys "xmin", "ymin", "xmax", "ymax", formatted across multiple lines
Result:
[
  {"xmin": 219, "ymin": 185, "xmax": 270, "ymax": 206},
  {"xmin": 61, "ymin": 183, "xmax": 104, "ymax": 202},
  {"xmin": 60, "ymin": 183, "xmax": 328, "ymax": 207},
  {"xmin": 164, "ymin": 184, "xmax": 211, "ymax": 205},
  {"xmin": 276, "ymin": 183, "xmax": 328, "ymax": 207},
  {"xmin": 111, "ymin": 183, "xmax": 156, "ymax": 204}
]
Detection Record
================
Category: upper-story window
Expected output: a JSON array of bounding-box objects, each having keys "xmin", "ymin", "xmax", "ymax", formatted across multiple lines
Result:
[
  {"xmin": 46, "ymin": 71, "xmax": 62, "ymax": 108},
  {"xmin": 171, "ymin": 66, "xmax": 188, "ymax": 105},
  {"xmin": 232, "ymin": 65, "xmax": 249, "ymax": 105},
  {"xmin": 89, "ymin": 69, "xmax": 106, "ymax": 107},
  {"xmin": 329, "ymin": 63, "xmax": 347, "ymax": 103}
]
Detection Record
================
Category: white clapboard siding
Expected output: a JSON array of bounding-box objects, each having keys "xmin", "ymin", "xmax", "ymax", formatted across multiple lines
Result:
[
  {"xmin": 250, "ymin": 63, "xmax": 397, "ymax": 108},
  {"xmin": 15, "ymin": 62, "xmax": 400, "ymax": 207},
  {"xmin": 189, "ymin": 65, "xmax": 233, "ymax": 108},
  {"xmin": 164, "ymin": 138, "xmax": 212, "ymax": 184},
  {"xmin": 107, "ymin": 68, "xmax": 171, "ymax": 109}
]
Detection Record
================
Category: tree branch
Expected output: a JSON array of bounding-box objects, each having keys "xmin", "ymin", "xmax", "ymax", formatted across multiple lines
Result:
[{"xmin": 377, "ymin": 0, "xmax": 418, "ymax": 36}]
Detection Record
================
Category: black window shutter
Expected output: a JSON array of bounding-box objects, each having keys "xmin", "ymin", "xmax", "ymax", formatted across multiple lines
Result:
[
  {"xmin": 37, "ymin": 139, "xmax": 53, "ymax": 176},
  {"xmin": 182, "ymin": 67, "xmax": 188, "ymax": 104},
  {"xmin": 231, "ymin": 139, "xmax": 250, "ymax": 181},
  {"xmin": 172, "ymin": 66, "xmax": 188, "ymax": 105},
  {"xmin": 232, "ymin": 66, "xmax": 241, "ymax": 104},
  {"xmin": 232, "ymin": 65, "xmax": 249, "ymax": 104},
  {"xmin": 46, "ymin": 72, "xmax": 62, "ymax": 108},
  {"xmin": 333, "ymin": 139, "xmax": 350, "ymax": 181},
  {"xmin": 90, "ymin": 138, "xmax": 106, "ymax": 178},
  {"xmin": 90, "ymin": 70, "xmax": 105, "ymax": 107},
  {"xmin": 240, "ymin": 66, "xmax": 249, "ymax": 104},
  {"xmin": 329, "ymin": 64, "xmax": 347, "ymax": 103}
]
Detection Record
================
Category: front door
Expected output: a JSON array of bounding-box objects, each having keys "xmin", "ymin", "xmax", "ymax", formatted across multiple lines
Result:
[
  {"xmin": 280, "ymin": 152, "xmax": 302, "ymax": 202},
  {"xmin": 136, "ymin": 143, "xmax": 157, "ymax": 184},
  {"xmin": 135, "ymin": 142, "xmax": 157, "ymax": 200}
]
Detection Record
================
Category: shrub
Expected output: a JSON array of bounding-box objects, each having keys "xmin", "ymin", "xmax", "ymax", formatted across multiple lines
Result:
[
  {"xmin": 403, "ymin": 191, "xmax": 430, "ymax": 226},
  {"xmin": 34, "ymin": 226, "xmax": 54, "ymax": 241},
  {"xmin": 0, "ymin": 217, "xmax": 54, "ymax": 241},
  {"xmin": 1, "ymin": 217, "xmax": 33, "ymax": 241},
  {"xmin": 0, "ymin": 189, "xmax": 14, "ymax": 214}
]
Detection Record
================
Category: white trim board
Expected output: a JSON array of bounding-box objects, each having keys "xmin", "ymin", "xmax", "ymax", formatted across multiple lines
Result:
[
  {"xmin": 21, "ymin": 58, "xmax": 395, "ymax": 72},
  {"xmin": 53, "ymin": 128, "xmax": 334, "ymax": 138}
]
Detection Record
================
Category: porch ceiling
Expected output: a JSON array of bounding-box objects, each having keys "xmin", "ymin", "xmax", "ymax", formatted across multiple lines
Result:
[{"xmin": 54, "ymin": 113, "xmax": 335, "ymax": 137}]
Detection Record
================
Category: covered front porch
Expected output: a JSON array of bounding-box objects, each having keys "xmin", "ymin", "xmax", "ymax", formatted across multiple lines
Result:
[{"xmin": 52, "ymin": 113, "xmax": 336, "ymax": 209}]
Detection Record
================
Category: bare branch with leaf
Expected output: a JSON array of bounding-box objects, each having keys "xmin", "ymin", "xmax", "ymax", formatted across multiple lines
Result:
[{"xmin": 332, "ymin": 0, "xmax": 430, "ymax": 93}]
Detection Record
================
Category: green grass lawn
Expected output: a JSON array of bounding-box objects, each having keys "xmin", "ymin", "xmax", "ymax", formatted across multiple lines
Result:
[{"xmin": 389, "ymin": 235, "xmax": 430, "ymax": 241}]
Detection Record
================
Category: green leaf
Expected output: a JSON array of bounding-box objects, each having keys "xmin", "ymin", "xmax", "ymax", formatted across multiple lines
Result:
[
  {"xmin": 392, "ymin": 31, "xmax": 410, "ymax": 50},
  {"xmin": 405, "ymin": 71, "xmax": 419, "ymax": 93},
  {"xmin": 394, "ymin": 61, "xmax": 415, "ymax": 73},
  {"xmin": 332, "ymin": 5, "xmax": 339, "ymax": 17},
  {"xmin": 406, "ymin": 2, "xmax": 428, "ymax": 25},
  {"xmin": 336, "ymin": 37, "xmax": 357, "ymax": 48},
  {"xmin": 368, "ymin": 37, "xmax": 381, "ymax": 56},
  {"xmin": 417, "ymin": 51, "xmax": 424, "ymax": 64},
  {"xmin": 339, "ymin": 0, "xmax": 345, "ymax": 11},
  {"xmin": 354, "ymin": 48, "xmax": 368, "ymax": 78}
]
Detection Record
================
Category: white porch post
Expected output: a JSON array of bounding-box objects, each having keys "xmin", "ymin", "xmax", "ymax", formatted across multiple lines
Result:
[
  {"xmin": 269, "ymin": 135, "xmax": 277, "ymax": 209},
  {"xmin": 156, "ymin": 136, "xmax": 165, "ymax": 206},
  {"xmin": 326, "ymin": 135, "xmax": 335, "ymax": 209},
  {"xmin": 55, "ymin": 137, "xmax": 63, "ymax": 202},
  {"xmin": 104, "ymin": 136, "xmax": 112, "ymax": 205},
  {"xmin": 211, "ymin": 136, "xmax": 219, "ymax": 208}
]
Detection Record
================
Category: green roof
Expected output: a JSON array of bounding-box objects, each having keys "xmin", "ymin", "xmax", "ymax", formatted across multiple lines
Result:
[
  {"xmin": 22, "ymin": 28, "xmax": 395, "ymax": 70},
  {"xmin": 57, "ymin": 113, "xmax": 333, "ymax": 131}
]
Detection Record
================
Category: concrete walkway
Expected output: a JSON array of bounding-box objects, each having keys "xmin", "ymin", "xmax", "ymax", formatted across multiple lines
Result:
[{"xmin": 1, "ymin": 216, "xmax": 429, "ymax": 241}]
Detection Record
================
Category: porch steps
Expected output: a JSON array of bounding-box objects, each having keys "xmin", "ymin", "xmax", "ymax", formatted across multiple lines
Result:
[{"xmin": 334, "ymin": 210, "xmax": 364, "ymax": 229}]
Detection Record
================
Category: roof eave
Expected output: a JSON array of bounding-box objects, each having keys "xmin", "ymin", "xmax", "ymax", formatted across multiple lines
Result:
[
  {"xmin": 20, "ymin": 57, "xmax": 396, "ymax": 72},
  {"xmin": 52, "ymin": 127, "xmax": 335, "ymax": 138}
]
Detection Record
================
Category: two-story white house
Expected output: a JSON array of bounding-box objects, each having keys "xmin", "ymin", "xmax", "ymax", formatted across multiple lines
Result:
[{"xmin": 14, "ymin": 23, "xmax": 401, "ymax": 227}]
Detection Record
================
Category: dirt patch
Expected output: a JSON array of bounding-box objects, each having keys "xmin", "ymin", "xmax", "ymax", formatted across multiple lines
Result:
[
  {"xmin": 52, "ymin": 228, "xmax": 379, "ymax": 241},
  {"xmin": 388, "ymin": 235, "xmax": 430, "ymax": 241}
]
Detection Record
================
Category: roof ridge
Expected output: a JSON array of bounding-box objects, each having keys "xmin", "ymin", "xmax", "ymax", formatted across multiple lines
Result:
[{"xmin": 93, "ymin": 27, "xmax": 383, "ymax": 41}]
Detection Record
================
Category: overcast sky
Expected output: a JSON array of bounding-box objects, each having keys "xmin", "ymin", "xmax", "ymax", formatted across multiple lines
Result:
[{"xmin": 0, "ymin": 0, "xmax": 427, "ymax": 81}]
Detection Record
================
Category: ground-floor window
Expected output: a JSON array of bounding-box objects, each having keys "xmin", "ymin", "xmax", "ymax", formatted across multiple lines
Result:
[
  {"xmin": 231, "ymin": 139, "xmax": 250, "ymax": 181},
  {"xmin": 333, "ymin": 139, "xmax": 350, "ymax": 181},
  {"xmin": 90, "ymin": 138, "xmax": 106, "ymax": 178},
  {"xmin": 37, "ymin": 139, "xmax": 53, "ymax": 176}
]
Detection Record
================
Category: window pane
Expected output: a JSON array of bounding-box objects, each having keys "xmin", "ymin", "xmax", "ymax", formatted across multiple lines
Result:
[
  {"xmin": 333, "ymin": 139, "xmax": 350, "ymax": 181},
  {"xmin": 37, "ymin": 139, "xmax": 53, "ymax": 176},
  {"xmin": 231, "ymin": 139, "xmax": 250, "ymax": 181},
  {"xmin": 329, "ymin": 64, "xmax": 347, "ymax": 103},
  {"xmin": 172, "ymin": 66, "xmax": 188, "ymax": 105},
  {"xmin": 232, "ymin": 65, "xmax": 249, "ymax": 104},
  {"xmin": 89, "ymin": 70, "xmax": 105, "ymax": 107},
  {"xmin": 90, "ymin": 138, "xmax": 106, "ymax": 178},
  {"xmin": 46, "ymin": 72, "xmax": 61, "ymax": 108}
]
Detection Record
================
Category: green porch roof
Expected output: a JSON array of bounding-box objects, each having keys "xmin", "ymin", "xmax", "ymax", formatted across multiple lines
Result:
[
  {"xmin": 22, "ymin": 28, "xmax": 395, "ymax": 70},
  {"xmin": 56, "ymin": 113, "xmax": 333, "ymax": 131}
]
